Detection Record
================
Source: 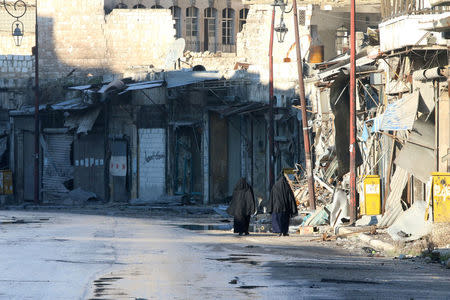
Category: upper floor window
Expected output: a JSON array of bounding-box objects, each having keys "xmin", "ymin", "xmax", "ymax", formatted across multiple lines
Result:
[
  {"xmin": 115, "ymin": 1, "xmax": 128, "ymax": 8},
  {"xmin": 151, "ymin": 5, "xmax": 163, "ymax": 8},
  {"xmin": 204, "ymin": 7, "xmax": 217, "ymax": 38},
  {"xmin": 222, "ymin": 8, "xmax": 235, "ymax": 45},
  {"xmin": 133, "ymin": 4, "xmax": 146, "ymax": 8},
  {"xmin": 239, "ymin": 8, "xmax": 249, "ymax": 32},
  {"xmin": 186, "ymin": 7, "xmax": 199, "ymax": 37},
  {"xmin": 170, "ymin": 6, "xmax": 182, "ymax": 38}
]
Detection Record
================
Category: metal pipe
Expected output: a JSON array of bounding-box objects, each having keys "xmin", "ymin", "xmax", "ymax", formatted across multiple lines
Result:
[
  {"xmin": 269, "ymin": 6, "xmax": 275, "ymax": 189},
  {"xmin": 292, "ymin": 0, "xmax": 316, "ymax": 210},
  {"xmin": 412, "ymin": 66, "xmax": 446, "ymax": 81},
  {"xmin": 34, "ymin": 0, "xmax": 39, "ymax": 204},
  {"xmin": 349, "ymin": 0, "xmax": 357, "ymax": 224}
]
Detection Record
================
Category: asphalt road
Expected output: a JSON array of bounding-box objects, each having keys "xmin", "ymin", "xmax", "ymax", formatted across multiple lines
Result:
[{"xmin": 0, "ymin": 209, "xmax": 448, "ymax": 300}]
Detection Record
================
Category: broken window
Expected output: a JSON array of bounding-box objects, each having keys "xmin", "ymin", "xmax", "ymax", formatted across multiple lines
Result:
[
  {"xmin": 170, "ymin": 6, "xmax": 182, "ymax": 38},
  {"xmin": 222, "ymin": 8, "xmax": 235, "ymax": 45},
  {"xmin": 239, "ymin": 8, "xmax": 249, "ymax": 32},
  {"xmin": 186, "ymin": 6, "xmax": 199, "ymax": 37}
]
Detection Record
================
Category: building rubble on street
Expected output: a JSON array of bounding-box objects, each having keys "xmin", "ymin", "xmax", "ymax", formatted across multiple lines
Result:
[
  {"xmin": 291, "ymin": 0, "xmax": 450, "ymax": 247},
  {"xmin": 0, "ymin": 0, "xmax": 448, "ymax": 251}
]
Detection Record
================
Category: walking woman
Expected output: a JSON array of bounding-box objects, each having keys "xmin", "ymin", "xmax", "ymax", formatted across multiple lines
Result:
[
  {"xmin": 226, "ymin": 178, "xmax": 256, "ymax": 236},
  {"xmin": 268, "ymin": 175, "xmax": 298, "ymax": 236}
]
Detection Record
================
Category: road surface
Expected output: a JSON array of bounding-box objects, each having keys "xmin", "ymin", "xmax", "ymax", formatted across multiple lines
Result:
[{"xmin": 0, "ymin": 209, "xmax": 448, "ymax": 299}]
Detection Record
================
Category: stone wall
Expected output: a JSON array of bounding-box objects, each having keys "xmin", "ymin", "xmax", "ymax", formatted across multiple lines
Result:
[
  {"xmin": 105, "ymin": 9, "xmax": 176, "ymax": 73},
  {"xmin": 1, "ymin": 0, "xmax": 176, "ymax": 82},
  {"xmin": 0, "ymin": 55, "xmax": 33, "ymax": 110},
  {"xmin": 0, "ymin": 55, "xmax": 33, "ymax": 79},
  {"xmin": 104, "ymin": 0, "xmax": 248, "ymax": 53}
]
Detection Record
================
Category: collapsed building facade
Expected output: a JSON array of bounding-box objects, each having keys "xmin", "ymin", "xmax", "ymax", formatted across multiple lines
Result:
[{"xmin": 304, "ymin": 0, "xmax": 449, "ymax": 227}]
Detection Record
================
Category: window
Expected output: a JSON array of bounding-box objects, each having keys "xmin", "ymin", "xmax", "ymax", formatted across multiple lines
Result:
[
  {"xmin": 204, "ymin": 7, "xmax": 217, "ymax": 38},
  {"xmin": 133, "ymin": 4, "xmax": 146, "ymax": 8},
  {"xmin": 186, "ymin": 7, "xmax": 199, "ymax": 37},
  {"xmin": 239, "ymin": 8, "xmax": 249, "ymax": 32},
  {"xmin": 170, "ymin": 6, "xmax": 182, "ymax": 38},
  {"xmin": 151, "ymin": 5, "xmax": 163, "ymax": 9},
  {"xmin": 115, "ymin": 1, "xmax": 128, "ymax": 8},
  {"xmin": 298, "ymin": 9, "xmax": 306, "ymax": 26},
  {"xmin": 222, "ymin": 8, "xmax": 235, "ymax": 45}
]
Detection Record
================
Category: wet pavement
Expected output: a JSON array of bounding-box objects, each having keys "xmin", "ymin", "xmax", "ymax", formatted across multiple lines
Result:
[{"xmin": 0, "ymin": 209, "xmax": 449, "ymax": 299}]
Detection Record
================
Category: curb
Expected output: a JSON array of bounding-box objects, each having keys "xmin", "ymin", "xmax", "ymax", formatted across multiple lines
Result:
[{"xmin": 338, "ymin": 227, "xmax": 396, "ymax": 253}]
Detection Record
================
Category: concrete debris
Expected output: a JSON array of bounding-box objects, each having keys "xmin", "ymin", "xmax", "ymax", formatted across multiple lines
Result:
[
  {"xmin": 387, "ymin": 201, "xmax": 433, "ymax": 242},
  {"xmin": 355, "ymin": 215, "xmax": 381, "ymax": 226},
  {"xmin": 68, "ymin": 188, "xmax": 97, "ymax": 204},
  {"xmin": 302, "ymin": 207, "xmax": 329, "ymax": 226},
  {"xmin": 329, "ymin": 189, "xmax": 349, "ymax": 227},
  {"xmin": 297, "ymin": 226, "xmax": 319, "ymax": 235}
]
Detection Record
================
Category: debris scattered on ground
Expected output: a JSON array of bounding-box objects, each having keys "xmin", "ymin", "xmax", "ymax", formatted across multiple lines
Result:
[
  {"xmin": 68, "ymin": 188, "xmax": 97, "ymax": 205},
  {"xmin": 387, "ymin": 201, "xmax": 433, "ymax": 241},
  {"xmin": 355, "ymin": 215, "xmax": 381, "ymax": 226}
]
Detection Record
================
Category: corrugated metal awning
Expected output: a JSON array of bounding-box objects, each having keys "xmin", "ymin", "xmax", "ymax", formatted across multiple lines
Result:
[
  {"xmin": 68, "ymin": 85, "xmax": 92, "ymax": 91},
  {"xmin": 50, "ymin": 98, "xmax": 90, "ymax": 111},
  {"xmin": 10, "ymin": 104, "xmax": 47, "ymax": 116},
  {"xmin": 118, "ymin": 80, "xmax": 164, "ymax": 95},
  {"xmin": 165, "ymin": 71, "xmax": 222, "ymax": 88},
  {"xmin": 65, "ymin": 106, "xmax": 102, "ymax": 134}
]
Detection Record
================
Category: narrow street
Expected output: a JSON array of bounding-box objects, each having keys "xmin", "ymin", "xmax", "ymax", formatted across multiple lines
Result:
[{"xmin": 0, "ymin": 209, "xmax": 448, "ymax": 300}]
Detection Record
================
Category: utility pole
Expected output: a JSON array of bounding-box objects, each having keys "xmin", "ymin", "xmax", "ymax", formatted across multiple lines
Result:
[
  {"xmin": 292, "ymin": 0, "xmax": 315, "ymax": 210},
  {"xmin": 33, "ymin": 0, "xmax": 40, "ymax": 204},
  {"xmin": 349, "ymin": 0, "xmax": 357, "ymax": 223},
  {"xmin": 268, "ymin": 6, "xmax": 275, "ymax": 189}
]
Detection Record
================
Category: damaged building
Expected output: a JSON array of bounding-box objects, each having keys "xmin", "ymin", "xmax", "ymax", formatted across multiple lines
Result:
[
  {"xmin": 301, "ymin": 0, "xmax": 449, "ymax": 231},
  {"xmin": 1, "ymin": 0, "xmax": 448, "ymax": 233}
]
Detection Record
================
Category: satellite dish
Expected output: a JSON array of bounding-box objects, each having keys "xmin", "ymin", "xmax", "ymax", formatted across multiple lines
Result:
[{"xmin": 164, "ymin": 38, "xmax": 185, "ymax": 70}]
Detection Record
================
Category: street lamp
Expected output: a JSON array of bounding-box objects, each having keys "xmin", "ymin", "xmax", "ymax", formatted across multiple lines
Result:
[
  {"xmin": 274, "ymin": 14, "xmax": 288, "ymax": 43},
  {"xmin": 3, "ymin": 0, "xmax": 27, "ymax": 46},
  {"xmin": 12, "ymin": 21, "xmax": 24, "ymax": 46}
]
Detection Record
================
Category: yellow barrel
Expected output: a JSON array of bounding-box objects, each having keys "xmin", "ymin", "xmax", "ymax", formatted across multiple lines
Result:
[
  {"xmin": 361, "ymin": 175, "xmax": 381, "ymax": 215},
  {"xmin": 309, "ymin": 45, "xmax": 324, "ymax": 63},
  {"xmin": 432, "ymin": 172, "xmax": 450, "ymax": 223}
]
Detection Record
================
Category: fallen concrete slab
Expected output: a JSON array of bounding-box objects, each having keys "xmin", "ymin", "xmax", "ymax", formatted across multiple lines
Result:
[{"xmin": 387, "ymin": 201, "xmax": 433, "ymax": 242}]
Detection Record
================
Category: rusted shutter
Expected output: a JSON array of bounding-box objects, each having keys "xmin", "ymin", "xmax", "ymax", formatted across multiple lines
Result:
[{"xmin": 42, "ymin": 132, "xmax": 74, "ymax": 202}]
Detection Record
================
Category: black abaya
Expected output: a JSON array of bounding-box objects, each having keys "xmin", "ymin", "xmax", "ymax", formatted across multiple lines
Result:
[
  {"xmin": 268, "ymin": 176, "xmax": 297, "ymax": 234},
  {"xmin": 227, "ymin": 178, "xmax": 256, "ymax": 234}
]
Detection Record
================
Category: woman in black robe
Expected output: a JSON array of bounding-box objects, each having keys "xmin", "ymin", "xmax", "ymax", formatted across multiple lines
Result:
[
  {"xmin": 226, "ymin": 178, "xmax": 256, "ymax": 236},
  {"xmin": 268, "ymin": 175, "xmax": 298, "ymax": 236}
]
